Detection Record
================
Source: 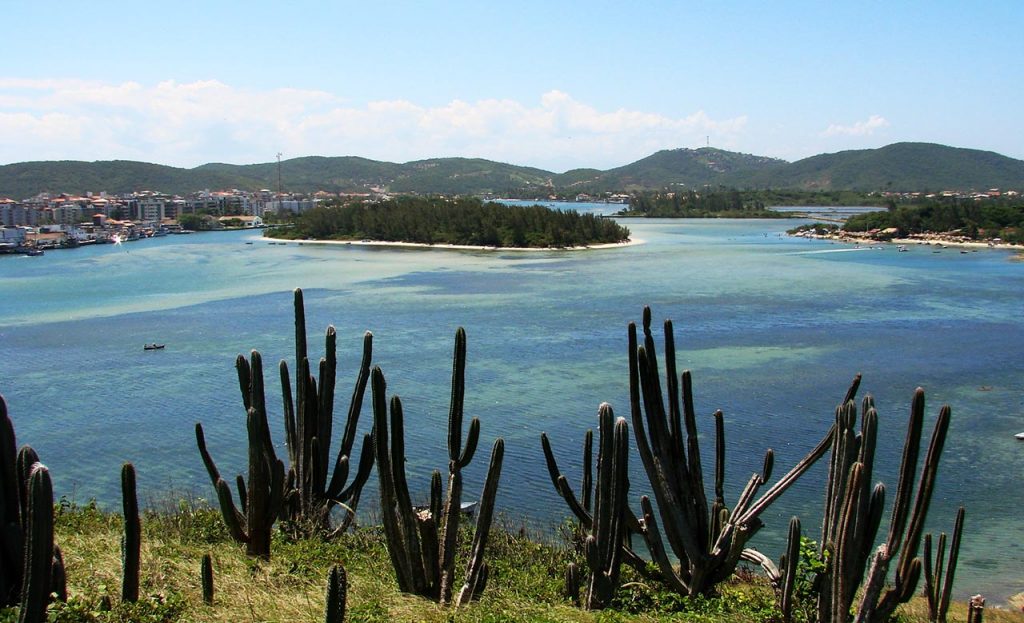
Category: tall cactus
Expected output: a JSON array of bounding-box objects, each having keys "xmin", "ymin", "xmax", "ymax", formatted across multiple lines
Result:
[
  {"xmin": 627, "ymin": 308, "xmax": 837, "ymax": 597},
  {"xmin": 196, "ymin": 349, "xmax": 285, "ymax": 559},
  {"xmin": 121, "ymin": 462, "xmax": 140, "ymax": 603},
  {"xmin": 923, "ymin": 506, "xmax": 965, "ymax": 623},
  {"xmin": 372, "ymin": 328, "xmax": 504, "ymax": 605},
  {"xmin": 278, "ymin": 288, "xmax": 374, "ymax": 534},
  {"xmin": 18, "ymin": 463, "xmax": 53, "ymax": 623}
]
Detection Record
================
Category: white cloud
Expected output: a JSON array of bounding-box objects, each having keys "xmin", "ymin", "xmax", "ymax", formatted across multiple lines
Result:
[
  {"xmin": 821, "ymin": 115, "xmax": 890, "ymax": 137},
  {"xmin": 0, "ymin": 80, "xmax": 748, "ymax": 170}
]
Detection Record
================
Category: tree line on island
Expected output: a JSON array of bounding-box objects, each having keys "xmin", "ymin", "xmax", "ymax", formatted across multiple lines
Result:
[
  {"xmin": 617, "ymin": 189, "xmax": 786, "ymax": 218},
  {"xmin": 270, "ymin": 196, "xmax": 631, "ymax": 248}
]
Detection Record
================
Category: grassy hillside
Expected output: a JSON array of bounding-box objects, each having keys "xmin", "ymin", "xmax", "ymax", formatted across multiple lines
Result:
[
  {"xmin": 19, "ymin": 502, "xmax": 1019, "ymax": 623},
  {"xmin": 2, "ymin": 143, "xmax": 1022, "ymax": 198}
]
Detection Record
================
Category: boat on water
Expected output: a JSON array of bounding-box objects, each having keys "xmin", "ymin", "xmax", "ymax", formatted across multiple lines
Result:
[
  {"xmin": 143, "ymin": 343, "xmax": 165, "ymax": 351},
  {"xmin": 413, "ymin": 500, "xmax": 478, "ymax": 518},
  {"xmin": 1015, "ymin": 432, "xmax": 1024, "ymax": 440}
]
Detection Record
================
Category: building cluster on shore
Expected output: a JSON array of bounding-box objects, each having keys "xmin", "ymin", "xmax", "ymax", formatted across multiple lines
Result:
[{"xmin": 0, "ymin": 187, "xmax": 350, "ymax": 254}]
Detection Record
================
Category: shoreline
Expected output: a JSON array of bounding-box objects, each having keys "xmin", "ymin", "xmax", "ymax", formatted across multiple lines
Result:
[
  {"xmin": 262, "ymin": 236, "xmax": 645, "ymax": 252},
  {"xmin": 792, "ymin": 230, "xmax": 1024, "ymax": 253}
]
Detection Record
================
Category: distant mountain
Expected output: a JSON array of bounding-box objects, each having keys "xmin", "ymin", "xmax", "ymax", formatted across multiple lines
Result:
[
  {"xmin": 743, "ymin": 143, "xmax": 1024, "ymax": 191},
  {"xmin": 562, "ymin": 147, "xmax": 785, "ymax": 191},
  {"xmin": 1, "ymin": 142, "xmax": 1021, "ymax": 199}
]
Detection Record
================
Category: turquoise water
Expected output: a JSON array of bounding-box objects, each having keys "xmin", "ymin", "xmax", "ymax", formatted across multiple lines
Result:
[{"xmin": 1, "ymin": 212, "xmax": 1022, "ymax": 602}]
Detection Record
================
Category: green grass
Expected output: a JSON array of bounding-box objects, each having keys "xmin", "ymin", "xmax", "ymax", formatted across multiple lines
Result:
[{"xmin": 4, "ymin": 499, "xmax": 1020, "ymax": 622}]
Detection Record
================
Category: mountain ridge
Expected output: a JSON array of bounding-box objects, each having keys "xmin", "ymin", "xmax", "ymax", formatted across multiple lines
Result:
[{"xmin": 1, "ymin": 142, "xmax": 1021, "ymax": 199}]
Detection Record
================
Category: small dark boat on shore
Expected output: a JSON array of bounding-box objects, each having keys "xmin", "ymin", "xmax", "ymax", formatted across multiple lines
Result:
[{"xmin": 144, "ymin": 343, "xmax": 166, "ymax": 351}]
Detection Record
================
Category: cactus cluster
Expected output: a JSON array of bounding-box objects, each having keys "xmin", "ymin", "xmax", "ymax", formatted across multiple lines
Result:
[
  {"xmin": 197, "ymin": 349, "xmax": 286, "ymax": 559},
  {"xmin": 627, "ymin": 308, "xmax": 835, "ymax": 597},
  {"xmin": 1, "ymin": 394, "xmax": 66, "ymax": 622},
  {"xmin": 542, "ymin": 403, "xmax": 632, "ymax": 609},
  {"xmin": 372, "ymin": 327, "xmax": 504, "ymax": 605},
  {"xmin": 279, "ymin": 288, "xmax": 374, "ymax": 534},
  {"xmin": 196, "ymin": 288, "xmax": 374, "ymax": 557},
  {"xmin": 923, "ymin": 506, "xmax": 965, "ymax": 623},
  {"xmin": 815, "ymin": 388, "xmax": 952, "ymax": 623}
]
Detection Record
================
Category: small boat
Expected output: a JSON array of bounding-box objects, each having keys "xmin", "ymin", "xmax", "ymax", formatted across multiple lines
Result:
[
  {"xmin": 143, "ymin": 343, "xmax": 166, "ymax": 351},
  {"xmin": 1015, "ymin": 432, "xmax": 1024, "ymax": 440},
  {"xmin": 413, "ymin": 500, "xmax": 478, "ymax": 518}
]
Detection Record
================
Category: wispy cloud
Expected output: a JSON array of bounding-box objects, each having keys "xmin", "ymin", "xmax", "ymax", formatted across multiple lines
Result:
[
  {"xmin": 0, "ymin": 79, "xmax": 748, "ymax": 170},
  {"xmin": 820, "ymin": 115, "xmax": 890, "ymax": 137}
]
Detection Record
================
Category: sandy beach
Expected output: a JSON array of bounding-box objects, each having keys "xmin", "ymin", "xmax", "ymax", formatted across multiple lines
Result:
[{"xmin": 263, "ymin": 236, "xmax": 645, "ymax": 252}]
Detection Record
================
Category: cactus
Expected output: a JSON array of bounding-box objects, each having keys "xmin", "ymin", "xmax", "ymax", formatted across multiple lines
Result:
[
  {"xmin": 121, "ymin": 463, "xmax": 140, "ymax": 603},
  {"xmin": 18, "ymin": 463, "xmax": 53, "ymax": 623},
  {"xmin": 779, "ymin": 517, "xmax": 801, "ymax": 623},
  {"xmin": 1, "ymin": 394, "xmax": 23, "ymax": 608},
  {"xmin": 278, "ymin": 288, "xmax": 375, "ymax": 535},
  {"xmin": 627, "ymin": 308, "xmax": 837, "ymax": 597},
  {"xmin": 372, "ymin": 328, "xmax": 504, "ymax": 605},
  {"xmin": 808, "ymin": 386, "xmax": 953, "ymax": 623},
  {"xmin": 966, "ymin": 595, "xmax": 985, "ymax": 623},
  {"xmin": 201, "ymin": 554, "xmax": 214, "ymax": 605},
  {"xmin": 564, "ymin": 562, "xmax": 581, "ymax": 606},
  {"xmin": 197, "ymin": 350, "xmax": 286, "ymax": 559},
  {"xmin": 541, "ymin": 403, "xmax": 630, "ymax": 609},
  {"xmin": 324, "ymin": 564, "xmax": 347, "ymax": 623},
  {"xmin": 923, "ymin": 507, "xmax": 965, "ymax": 623},
  {"xmin": 2, "ymin": 395, "xmax": 63, "ymax": 614},
  {"xmin": 197, "ymin": 289, "xmax": 373, "ymax": 547}
]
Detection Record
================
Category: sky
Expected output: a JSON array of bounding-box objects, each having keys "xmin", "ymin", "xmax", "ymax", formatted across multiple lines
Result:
[{"xmin": 2, "ymin": 1, "xmax": 1022, "ymax": 172}]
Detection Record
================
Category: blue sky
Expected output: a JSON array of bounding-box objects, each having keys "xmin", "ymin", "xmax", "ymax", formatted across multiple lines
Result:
[{"xmin": 2, "ymin": 1, "xmax": 1021, "ymax": 171}]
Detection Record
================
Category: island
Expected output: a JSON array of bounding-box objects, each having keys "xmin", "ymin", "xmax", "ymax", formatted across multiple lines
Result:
[
  {"xmin": 788, "ymin": 200, "xmax": 1024, "ymax": 249},
  {"xmin": 266, "ymin": 196, "xmax": 631, "ymax": 249}
]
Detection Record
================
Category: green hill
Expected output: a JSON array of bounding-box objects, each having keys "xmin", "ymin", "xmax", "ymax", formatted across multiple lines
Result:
[
  {"xmin": 1, "ymin": 143, "xmax": 1022, "ymax": 199},
  {"xmin": 746, "ymin": 143, "xmax": 1024, "ymax": 191}
]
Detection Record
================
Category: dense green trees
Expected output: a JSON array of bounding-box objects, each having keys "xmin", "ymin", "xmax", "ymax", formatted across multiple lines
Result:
[
  {"xmin": 844, "ymin": 201, "xmax": 1024, "ymax": 243},
  {"xmin": 618, "ymin": 190, "xmax": 784, "ymax": 218},
  {"xmin": 271, "ymin": 196, "xmax": 630, "ymax": 248}
]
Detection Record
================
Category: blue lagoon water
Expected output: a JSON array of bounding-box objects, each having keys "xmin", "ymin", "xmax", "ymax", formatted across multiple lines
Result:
[{"xmin": 1, "ymin": 212, "xmax": 1022, "ymax": 602}]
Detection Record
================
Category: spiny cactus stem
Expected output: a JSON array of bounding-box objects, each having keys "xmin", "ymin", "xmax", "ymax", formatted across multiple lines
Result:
[
  {"xmin": 201, "ymin": 554, "xmax": 214, "ymax": 605},
  {"xmin": 121, "ymin": 463, "xmax": 140, "ymax": 603},
  {"xmin": 19, "ymin": 463, "xmax": 53, "ymax": 623}
]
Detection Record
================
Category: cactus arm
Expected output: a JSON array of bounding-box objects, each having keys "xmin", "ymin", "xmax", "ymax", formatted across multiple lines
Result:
[
  {"xmin": 371, "ymin": 368, "xmax": 413, "ymax": 593},
  {"xmin": 447, "ymin": 328, "xmax": 467, "ymax": 462},
  {"xmin": 885, "ymin": 388, "xmax": 926, "ymax": 554},
  {"xmin": 780, "ymin": 517, "xmax": 801, "ymax": 623},
  {"xmin": 438, "ymin": 470, "xmax": 463, "ymax": 604},
  {"xmin": 335, "ymin": 434, "xmax": 374, "ymax": 503},
  {"xmin": 456, "ymin": 437, "xmax": 504, "ymax": 606},
  {"xmin": 50, "ymin": 545, "xmax": 66, "ymax": 603},
  {"xmin": 293, "ymin": 288, "xmax": 308, "ymax": 368},
  {"xmin": 637, "ymin": 495, "xmax": 692, "ymax": 594},
  {"xmin": 456, "ymin": 418, "xmax": 479, "ymax": 469},
  {"xmin": 389, "ymin": 396, "xmax": 427, "ymax": 595},
  {"xmin": 213, "ymin": 478, "xmax": 247, "ymax": 543},
  {"xmin": 195, "ymin": 423, "xmax": 222, "ymax": 486},
  {"xmin": 581, "ymin": 429, "xmax": 593, "ymax": 513},
  {"xmin": 339, "ymin": 332, "xmax": 373, "ymax": 459},
  {"xmin": 279, "ymin": 361, "xmax": 297, "ymax": 470},
  {"xmin": 938, "ymin": 507, "xmax": 965, "ymax": 622},
  {"xmin": 236, "ymin": 354, "xmax": 252, "ymax": 413},
  {"xmin": 121, "ymin": 463, "xmax": 140, "ymax": 603}
]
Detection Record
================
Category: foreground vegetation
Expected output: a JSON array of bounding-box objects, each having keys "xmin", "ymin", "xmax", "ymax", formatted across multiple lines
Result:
[
  {"xmin": 270, "ymin": 196, "xmax": 630, "ymax": 248},
  {"xmin": 0, "ymin": 501, "xmax": 1015, "ymax": 623}
]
